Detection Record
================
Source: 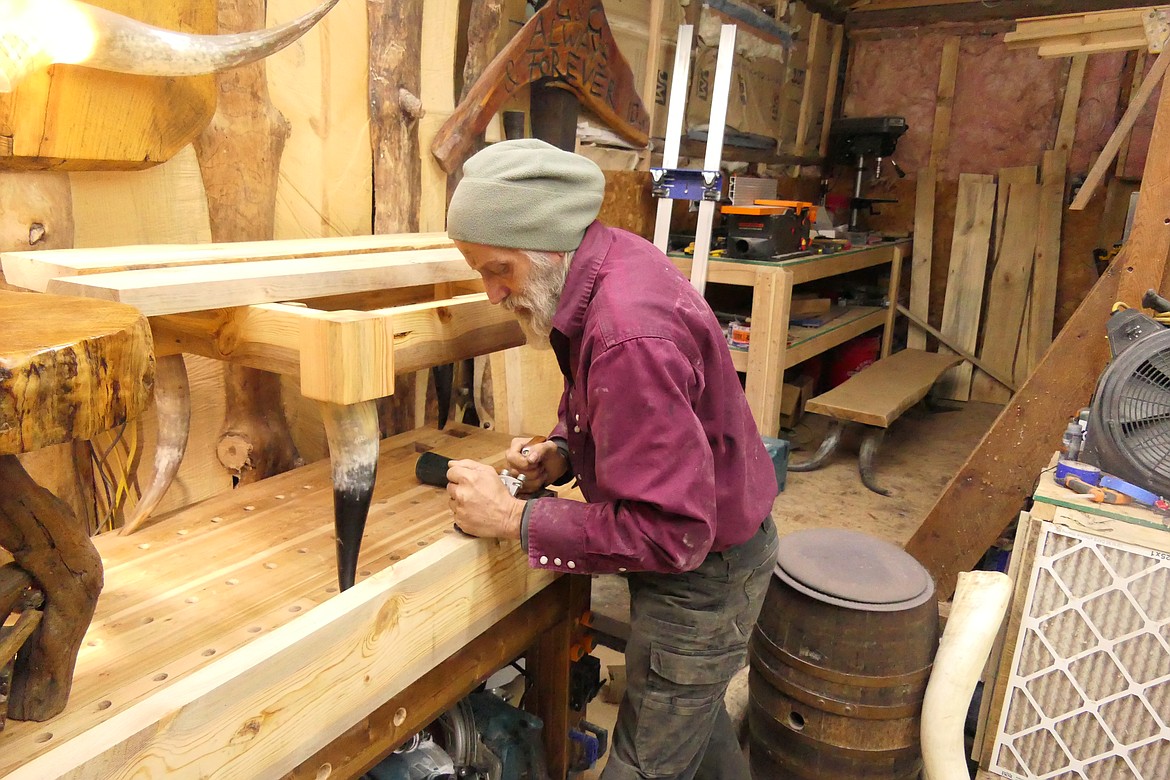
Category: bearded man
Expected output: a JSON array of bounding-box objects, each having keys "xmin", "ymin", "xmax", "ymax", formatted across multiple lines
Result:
[{"xmin": 443, "ymin": 139, "xmax": 778, "ymax": 780}]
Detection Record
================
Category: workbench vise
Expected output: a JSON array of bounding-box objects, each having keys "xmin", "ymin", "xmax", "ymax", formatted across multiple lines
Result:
[{"xmin": 721, "ymin": 200, "xmax": 815, "ymax": 260}]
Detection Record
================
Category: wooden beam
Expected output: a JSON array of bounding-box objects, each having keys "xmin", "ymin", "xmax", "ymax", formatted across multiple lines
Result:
[
  {"xmin": 153, "ymin": 295, "xmax": 522, "ymax": 404},
  {"xmin": 847, "ymin": 0, "xmax": 1147, "ymax": 29},
  {"xmin": 795, "ymin": 14, "xmax": 825, "ymax": 158},
  {"xmin": 908, "ymin": 167, "xmax": 937, "ymax": 351},
  {"xmin": 43, "ymin": 248, "xmax": 479, "ymax": 316},
  {"xmin": 905, "ymin": 74, "xmax": 1170, "ymax": 599},
  {"xmin": 929, "ymin": 37, "xmax": 961, "ymax": 170},
  {"xmin": 1027, "ymin": 150, "xmax": 1069, "ymax": 367},
  {"xmin": 0, "ymin": 233, "xmax": 454, "ymax": 294},
  {"xmin": 1071, "ymin": 46, "xmax": 1170, "ymax": 210},
  {"xmin": 1055, "ymin": 55, "xmax": 1088, "ymax": 154},
  {"xmin": 818, "ymin": 24, "xmax": 846, "ymax": 159}
]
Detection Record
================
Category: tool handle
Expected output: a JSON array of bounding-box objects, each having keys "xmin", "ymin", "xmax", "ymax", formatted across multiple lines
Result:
[
  {"xmin": 1143, "ymin": 288, "xmax": 1170, "ymax": 314},
  {"xmin": 415, "ymin": 451, "xmax": 452, "ymax": 488}
]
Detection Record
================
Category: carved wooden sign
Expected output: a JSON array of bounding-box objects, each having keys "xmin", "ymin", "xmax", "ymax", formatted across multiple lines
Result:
[{"xmin": 433, "ymin": 0, "xmax": 650, "ymax": 173}]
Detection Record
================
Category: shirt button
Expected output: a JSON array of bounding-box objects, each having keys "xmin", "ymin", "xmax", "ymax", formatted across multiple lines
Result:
[
  {"xmin": 575, "ymin": 414, "xmax": 579, "ymax": 421},
  {"xmin": 574, "ymin": 425, "xmax": 580, "ymax": 433},
  {"xmin": 567, "ymin": 561, "xmax": 576, "ymax": 569},
  {"xmin": 554, "ymin": 557, "xmax": 562, "ymax": 566},
  {"xmin": 539, "ymin": 555, "xmax": 549, "ymax": 565},
  {"xmin": 618, "ymin": 567, "xmax": 627, "ymax": 572}
]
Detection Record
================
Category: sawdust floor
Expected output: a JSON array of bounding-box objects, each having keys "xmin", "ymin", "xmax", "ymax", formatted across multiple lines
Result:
[{"xmin": 577, "ymin": 400, "xmax": 1003, "ymax": 778}]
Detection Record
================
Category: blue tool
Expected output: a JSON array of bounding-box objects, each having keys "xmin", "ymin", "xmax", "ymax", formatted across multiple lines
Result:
[
  {"xmin": 1099, "ymin": 474, "xmax": 1160, "ymax": 506},
  {"xmin": 650, "ymin": 168, "xmax": 723, "ymax": 201}
]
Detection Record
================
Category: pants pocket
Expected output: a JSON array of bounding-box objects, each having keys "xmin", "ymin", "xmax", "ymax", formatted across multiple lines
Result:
[{"xmin": 635, "ymin": 643, "xmax": 747, "ymax": 777}]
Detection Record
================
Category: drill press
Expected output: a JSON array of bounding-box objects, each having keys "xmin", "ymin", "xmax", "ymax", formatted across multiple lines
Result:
[{"xmin": 828, "ymin": 116, "xmax": 909, "ymax": 231}]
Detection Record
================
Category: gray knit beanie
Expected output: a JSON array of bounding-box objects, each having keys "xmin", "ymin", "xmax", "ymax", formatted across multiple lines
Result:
[{"xmin": 447, "ymin": 139, "xmax": 606, "ymax": 252}]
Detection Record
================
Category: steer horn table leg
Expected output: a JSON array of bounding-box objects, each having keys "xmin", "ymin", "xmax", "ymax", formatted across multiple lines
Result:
[
  {"xmin": 788, "ymin": 420, "xmax": 845, "ymax": 473},
  {"xmin": 859, "ymin": 427, "xmax": 892, "ymax": 497},
  {"xmin": 121, "ymin": 354, "xmax": 191, "ymax": 535},
  {"xmin": 0, "ymin": 455, "xmax": 103, "ymax": 721},
  {"xmin": 319, "ymin": 401, "xmax": 379, "ymax": 591}
]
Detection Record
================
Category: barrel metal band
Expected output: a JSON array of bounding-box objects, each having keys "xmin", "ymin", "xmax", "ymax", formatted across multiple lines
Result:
[
  {"xmin": 750, "ymin": 660, "xmax": 926, "ymax": 720},
  {"xmin": 752, "ymin": 629, "xmax": 933, "ymax": 688}
]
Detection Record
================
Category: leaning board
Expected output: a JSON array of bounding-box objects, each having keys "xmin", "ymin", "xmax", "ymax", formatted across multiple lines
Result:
[{"xmin": 0, "ymin": 425, "xmax": 569, "ymax": 779}]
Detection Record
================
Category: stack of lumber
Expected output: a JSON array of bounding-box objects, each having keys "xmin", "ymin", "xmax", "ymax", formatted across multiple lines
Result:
[
  {"xmin": 913, "ymin": 157, "xmax": 1067, "ymax": 404},
  {"xmin": 1005, "ymin": 6, "xmax": 1166, "ymax": 58}
]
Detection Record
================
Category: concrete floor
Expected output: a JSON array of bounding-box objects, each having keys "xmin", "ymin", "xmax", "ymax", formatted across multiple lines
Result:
[{"xmin": 576, "ymin": 400, "xmax": 1004, "ymax": 777}]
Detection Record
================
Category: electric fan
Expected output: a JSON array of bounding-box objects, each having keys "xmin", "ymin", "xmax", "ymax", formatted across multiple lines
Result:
[{"xmin": 1086, "ymin": 290, "xmax": 1170, "ymax": 499}]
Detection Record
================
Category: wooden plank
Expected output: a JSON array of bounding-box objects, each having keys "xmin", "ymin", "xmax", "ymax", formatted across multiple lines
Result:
[
  {"xmin": 1, "ymin": 233, "xmax": 453, "ymax": 294},
  {"xmin": 936, "ymin": 174, "xmax": 997, "ymax": 401},
  {"xmin": 44, "ymin": 248, "xmax": 479, "ymax": 316},
  {"xmin": 0, "ymin": 426, "xmax": 565, "ymax": 779},
  {"xmin": 418, "ymin": 0, "xmax": 460, "ymax": 232},
  {"xmin": 268, "ymin": 0, "xmax": 373, "ymax": 239},
  {"xmin": 846, "ymin": 0, "xmax": 1146, "ymax": 29},
  {"xmin": 1005, "ymin": 7, "xmax": 1148, "ymax": 42},
  {"xmin": 905, "ymin": 74, "xmax": 1170, "ymax": 600},
  {"xmin": 908, "ymin": 168, "xmax": 936, "ymax": 351},
  {"xmin": 794, "ymin": 13, "xmax": 824, "ymax": 157},
  {"xmin": 1072, "ymin": 46, "xmax": 1170, "ymax": 210},
  {"xmin": 285, "ymin": 575, "xmax": 572, "ymax": 779},
  {"xmin": 1055, "ymin": 54, "xmax": 1088, "ymax": 155},
  {"xmin": 881, "ymin": 243, "xmax": 905, "ymax": 358},
  {"xmin": 804, "ymin": 349, "xmax": 962, "ymax": 428},
  {"xmin": 971, "ymin": 182, "xmax": 1040, "ymax": 404},
  {"xmin": 1026, "ymin": 151, "xmax": 1068, "ymax": 369},
  {"xmin": 992, "ymin": 166, "xmax": 1038, "ymax": 264},
  {"xmin": 1035, "ymin": 27, "xmax": 1151, "ymax": 57},
  {"xmin": 1115, "ymin": 49, "xmax": 1149, "ymax": 176},
  {"xmin": 744, "ymin": 268, "xmax": 793, "ymax": 438},
  {"xmin": 929, "ymin": 37, "xmax": 961, "ymax": 169},
  {"xmin": 818, "ymin": 24, "xmax": 846, "ymax": 159},
  {"xmin": 488, "ymin": 346, "xmax": 564, "ymax": 438}
]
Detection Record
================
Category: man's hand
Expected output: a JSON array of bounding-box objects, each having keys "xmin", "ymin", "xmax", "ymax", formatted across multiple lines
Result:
[
  {"xmin": 446, "ymin": 459, "xmax": 526, "ymax": 539},
  {"xmin": 504, "ymin": 438, "xmax": 569, "ymax": 494}
]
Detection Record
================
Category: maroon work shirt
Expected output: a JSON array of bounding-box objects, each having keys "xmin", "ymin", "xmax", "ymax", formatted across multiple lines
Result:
[{"xmin": 524, "ymin": 222, "xmax": 777, "ymax": 576}]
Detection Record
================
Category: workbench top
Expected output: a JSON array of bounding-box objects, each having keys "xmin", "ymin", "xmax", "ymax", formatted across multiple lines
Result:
[{"xmin": 0, "ymin": 425, "xmax": 571, "ymax": 779}]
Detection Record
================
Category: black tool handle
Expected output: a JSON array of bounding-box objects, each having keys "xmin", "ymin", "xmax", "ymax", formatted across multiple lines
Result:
[
  {"xmin": 415, "ymin": 451, "xmax": 452, "ymax": 488},
  {"xmin": 1143, "ymin": 288, "xmax": 1170, "ymax": 314}
]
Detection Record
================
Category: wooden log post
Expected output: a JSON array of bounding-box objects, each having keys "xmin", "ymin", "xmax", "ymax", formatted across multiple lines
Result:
[
  {"xmin": 195, "ymin": 0, "xmax": 301, "ymax": 484},
  {"xmin": 369, "ymin": 0, "xmax": 426, "ymax": 436},
  {"xmin": 906, "ymin": 70, "xmax": 1170, "ymax": 599}
]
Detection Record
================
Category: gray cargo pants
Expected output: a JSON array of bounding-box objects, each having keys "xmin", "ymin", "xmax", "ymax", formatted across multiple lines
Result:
[{"xmin": 601, "ymin": 515, "xmax": 778, "ymax": 780}]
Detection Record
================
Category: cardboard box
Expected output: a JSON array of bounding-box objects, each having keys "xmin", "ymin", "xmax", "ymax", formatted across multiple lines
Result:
[{"xmin": 779, "ymin": 373, "xmax": 817, "ymax": 429}]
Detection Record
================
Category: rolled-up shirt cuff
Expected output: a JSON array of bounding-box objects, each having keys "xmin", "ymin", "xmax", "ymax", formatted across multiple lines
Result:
[
  {"xmin": 521, "ymin": 499, "xmax": 534, "ymax": 551},
  {"xmin": 550, "ymin": 436, "xmax": 574, "ymax": 487}
]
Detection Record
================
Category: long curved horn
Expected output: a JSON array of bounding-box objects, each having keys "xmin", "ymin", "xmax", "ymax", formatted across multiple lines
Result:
[{"xmin": 0, "ymin": 0, "xmax": 340, "ymax": 91}]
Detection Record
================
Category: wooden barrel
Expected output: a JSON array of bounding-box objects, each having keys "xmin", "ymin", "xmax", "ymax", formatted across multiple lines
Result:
[{"xmin": 748, "ymin": 528, "xmax": 938, "ymax": 780}]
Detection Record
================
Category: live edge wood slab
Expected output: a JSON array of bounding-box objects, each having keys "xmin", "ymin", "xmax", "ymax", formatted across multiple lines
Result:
[{"xmin": 0, "ymin": 425, "xmax": 578, "ymax": 780}]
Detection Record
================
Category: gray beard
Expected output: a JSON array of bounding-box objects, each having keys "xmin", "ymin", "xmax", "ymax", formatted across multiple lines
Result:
[{"xmin": 504, "ymin": 250, "xmax": 571, "ymax": 350}]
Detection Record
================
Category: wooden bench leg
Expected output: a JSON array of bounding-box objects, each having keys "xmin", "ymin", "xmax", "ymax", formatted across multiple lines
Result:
[
  {"xmin": 788, "ymin": 420, "xmax": 845, "ymax": 472},
  {"xmin": 859, "ymin": 427, "xmax": 892, "ymax": 497}
]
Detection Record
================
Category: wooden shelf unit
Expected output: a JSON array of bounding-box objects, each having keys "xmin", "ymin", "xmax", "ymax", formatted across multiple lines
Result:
[
  {"xmin": 0, "ymin": 425, "xmax": 584, "ymax": 780},
  {"xmin": 673, "ymin": 240, "xmax": 910, "ymax": 437}
]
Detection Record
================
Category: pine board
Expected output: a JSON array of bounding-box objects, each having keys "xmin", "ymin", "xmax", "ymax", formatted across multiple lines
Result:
[
  {"xmin": 0, "ymin": 425, "xmax": 569, "ymax": 779},
  {"xmin": 936, "ymin": 174, "xmax": 997, "ymax": 401},
  {"xmin": 1026, "ymin": 150, "xmax": 1068, "ymax": 369}
]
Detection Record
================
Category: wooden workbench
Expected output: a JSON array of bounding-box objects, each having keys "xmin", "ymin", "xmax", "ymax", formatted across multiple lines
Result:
[
  {"xmin": 672, "ymin": 239, "xmax": 910, "ymax": 437},
  {"xmin": 0, "ymin": 425, "xmax": 583, "ymax": 780}
]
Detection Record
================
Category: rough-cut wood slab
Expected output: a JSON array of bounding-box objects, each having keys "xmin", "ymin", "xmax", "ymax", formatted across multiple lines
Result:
[
  {"xmin": 804, "ymin": 349, "xmax": 961, "ymax": 428},
  {"xmin": 908, "ymin": 167, "xmax": 937, "ymax": 351},
  {"xmin": 936, "ymin": 174, "xmax": 996, "ymax": 400},
  {"xmin": 1, "ymin": 233, "xmax": 453, "ymax": 294},
  {"xmin": 43, "ymin": 248, "xmax": 478, "ymax": 316},
  {"xmin": 970, "ymin": 181, "xmax": 1040, "ymax": 404},
  {"xmin": 0, "ymin": 425, "xmax": 567, "ymax": 778},
  {"xmin": 0, "ymin": 291, "xmax": 154, "ymax": 455},
  {"xmin": 1026, "ymin": 150, "xmax": 1068, "ymax": 369}
]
